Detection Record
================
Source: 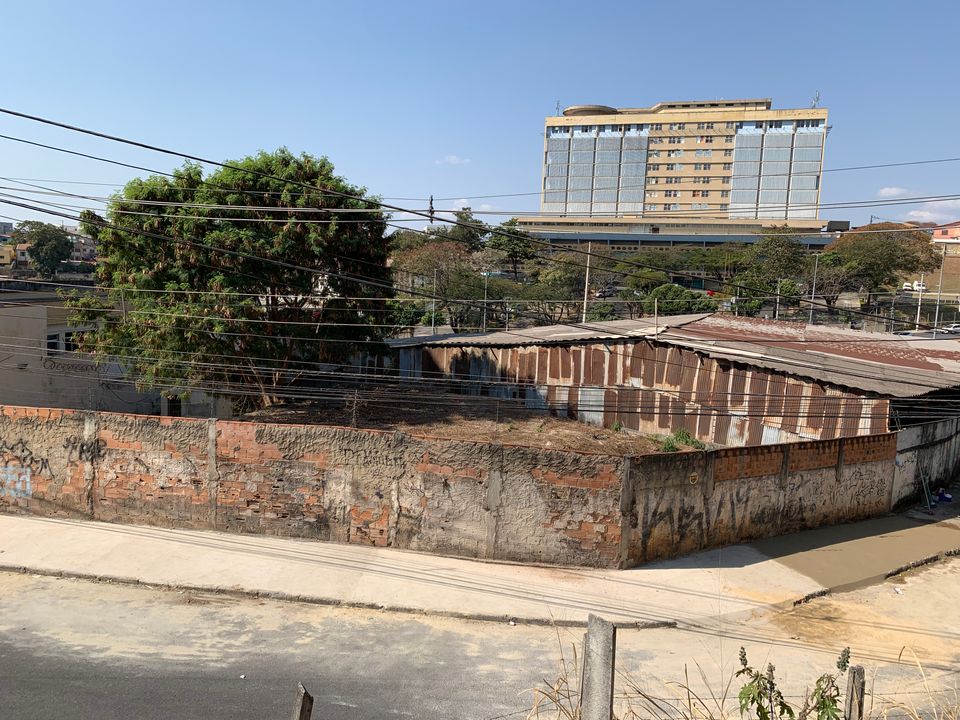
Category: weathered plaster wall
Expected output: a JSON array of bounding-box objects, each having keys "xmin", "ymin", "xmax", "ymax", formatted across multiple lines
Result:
[
  {"xmin": 0, "ymin": 406, "xmax": 625, "ymax": 567},
  {"xmin": 623, "ymin": 433, "xmax": 898, "ymax": 565},
  {"xmin": 892, "ymin": 417, "xmax": 960, "ymax": 507},
  {"xmin": 0, "ymin": 405, "xmax": 951, "ymax": 568}
]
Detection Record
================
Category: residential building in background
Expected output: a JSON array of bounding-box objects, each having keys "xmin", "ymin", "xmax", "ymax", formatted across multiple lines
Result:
[
  {"xmin": 0, "ymin": 222, "xmax": 13, "ymax": 235},
  {"xmin": 932, "ymin": 220, "xmax": 960, "ymax": 255},
  {"xmin": 537, "ymin": 98, "xmax": 828, "ymax": 221}
]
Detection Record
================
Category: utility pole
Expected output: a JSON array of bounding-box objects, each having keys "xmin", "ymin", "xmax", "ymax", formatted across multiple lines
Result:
[
  {"xmin": 774, "ymin": 278, "xmax": 782, "ymax": 320},
  {"xmin": 915, "ymin": 272, "xmax": 926, "ymax": 330},
  {"xmin": 807, "ymin": 253, "xmax": 820, "ymax": 325},
  {"xmin": 933, "ymin": 246, "xmax": 946, "ymax": 336},
  {"xmin": 431, "ymin": 268, "xmax": 437, "ymax": 334},
  {"xmin": 482, "ymin": 272, "xmax": 489, "ymax": 332},
  {"xmin": 581, "ymin": 241, "xmax": 592, "ymax": 323}
]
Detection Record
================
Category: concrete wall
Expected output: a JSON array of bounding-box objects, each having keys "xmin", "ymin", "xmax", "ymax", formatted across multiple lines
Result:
[
  {"xmin": 892, "ymin": 417, "xmax": 960, "ymax": 507},
  {"xmin": 0, "ymin": 405, "xmax": 953, "ymax": 568},
  {"xmin": 624, "ymin": 433, "xmax": 897, "ymax": 564}
]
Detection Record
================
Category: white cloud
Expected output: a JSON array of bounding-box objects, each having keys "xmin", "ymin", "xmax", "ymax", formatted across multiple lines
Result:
[
  {"xmin": 899, "ymin": 199, "xmax": 960, "ymax": 225},
  {"xmin": 435, "ymin": 154, "xmax": 471, "ymax": 166},
  {"xmin": 877, "ymin": 186, "xmax": 911, "ymax": 198}
]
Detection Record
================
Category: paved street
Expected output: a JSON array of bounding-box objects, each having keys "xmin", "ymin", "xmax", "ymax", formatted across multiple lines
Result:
[{"xmin": 2, "ymin": 558, "xmax": 959, "ymax": 720}]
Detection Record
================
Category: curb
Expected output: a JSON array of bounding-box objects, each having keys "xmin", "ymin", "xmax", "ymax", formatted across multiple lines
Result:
[{"xmin": 0, "ymin": 563, "xmax": 678, "ymax": 630}]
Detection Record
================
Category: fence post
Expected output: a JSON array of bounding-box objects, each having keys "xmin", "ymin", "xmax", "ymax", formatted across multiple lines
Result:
[
  {"xmin": 580, "ymin": 614, "xmax": 616, "ymax": 720},
  {"xmin": 291, "ymin": 682, "xmax": 314, "ymax": 720},
  {"xmin": 845, "ymin": 665, "xmax": 865, "ymax": 720}
]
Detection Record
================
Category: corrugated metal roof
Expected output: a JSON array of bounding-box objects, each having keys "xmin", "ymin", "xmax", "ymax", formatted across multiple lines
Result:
[
  {"xmin": 401, "ymin": 314, "xmax": 960, "ymax": 398},
  {"xmin": 397, "ymin": 314, "xmax": 711, "ymax": 348}
]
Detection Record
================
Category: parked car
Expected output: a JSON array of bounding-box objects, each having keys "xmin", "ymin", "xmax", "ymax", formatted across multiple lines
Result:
[
  {"xmin": 902, "ymin": 282, "xmax": 913, "ymax": 291},
  {"xmin": 940, "ymin": 323, "xmax": 960, "ymax": 334},
  {"xmin": 913, "ymin": 281, "xmax": 928, "ymax": 292}
]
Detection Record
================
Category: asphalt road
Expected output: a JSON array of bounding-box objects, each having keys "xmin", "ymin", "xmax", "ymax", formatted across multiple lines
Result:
[
  {"xmin": 0, "ymin": 574, "xmax": 559, "ymax": 720},
  {"xmin": 2, "ymin": 562, "xmax": 958, "ymax": 720}
]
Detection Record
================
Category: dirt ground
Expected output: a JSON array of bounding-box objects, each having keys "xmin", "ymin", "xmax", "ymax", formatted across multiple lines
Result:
[{"xmin": 244, "ymin": 395, "xmax": 681, "ymax": 454}]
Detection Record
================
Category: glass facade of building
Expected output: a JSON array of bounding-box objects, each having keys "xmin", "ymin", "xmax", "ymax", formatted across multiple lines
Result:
[{"xmin": 540, "ymin": 101, "xmax": 827, "ymax": 221}]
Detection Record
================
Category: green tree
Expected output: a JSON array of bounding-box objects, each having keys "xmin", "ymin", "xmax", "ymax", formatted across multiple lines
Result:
[
  {"xmin": 745, "ymin": 234, "xmax": 807, "ymax": 282},
  {"xmin": 487, "ymin": 220, "xmax": 536, "ymax": 279},
  {"xmin": 422, "ymin": 208, "xmax": 489, "ymax": 252},
  {"xmin": 11, "ymin": 221, "xmax": 72, "ymax": 277},
  {"xmin": 828, "ymin": 223, "xmax": 940, "ymax": 292},
  {"xmin": 69, "ymin": 149, "xmax": 390, "ymax": 408},
  {"xmin": 642, "ymin": 283, "xmax": 717, "ymax": 315}
]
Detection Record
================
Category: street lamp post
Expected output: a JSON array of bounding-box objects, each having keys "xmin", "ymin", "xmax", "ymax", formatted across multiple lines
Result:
[
  {"xmin": 915, "ymin": 272, "xmax": 926, "ymax": 330},
  {"xmin": 933, "ymin": 246, "xmax": 946, "ymax": 337}
]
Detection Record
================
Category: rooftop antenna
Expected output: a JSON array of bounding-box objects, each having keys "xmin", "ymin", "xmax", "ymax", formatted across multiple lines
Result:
[
  {"xmin": 555, "ymin": 100, "xmax": 561, "ymax": 115},
  {"xmin": 811, "ymin": 90, "xmax": 820, "ymax": 108}
]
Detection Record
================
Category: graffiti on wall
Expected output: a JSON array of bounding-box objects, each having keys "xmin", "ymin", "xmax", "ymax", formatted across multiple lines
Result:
[
  {"xmin": 0, "ymin": 438, "xmax": 55, "ymax": 499},
  {"xmin": 0, "ymin": 439, "xmax": 51, "ymax": 476},
  {"xmin": 63, "ymin": 436, "xmax": 106, "ymax": 462},
  {"xmin": 0, "ymin": 464, "xmax": 31, "ymax": 498}
]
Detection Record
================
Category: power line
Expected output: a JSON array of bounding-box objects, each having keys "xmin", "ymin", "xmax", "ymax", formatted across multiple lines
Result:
[
  {"xmin": 0, "ymin": 111, "xmax": 952, "ymax": 350},
  {"xmin": 8, "ymin": 152, "xmax": 960, "ymax": 203},
  {"xmin": 5, "ymin": 196, "xmax": 960, "ymax": 397}
]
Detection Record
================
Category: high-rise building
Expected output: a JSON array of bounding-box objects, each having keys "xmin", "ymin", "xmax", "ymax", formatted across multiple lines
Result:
[{"xmin": 539, "ymin": 99, "xmax": 828, "ymax": 221}]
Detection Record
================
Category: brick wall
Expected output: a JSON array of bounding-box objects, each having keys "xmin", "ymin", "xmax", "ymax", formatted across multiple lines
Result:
[
  {"xmin": 0, "ymin": 405, "xmax": 940, "ymax": 568},
  {"xmin": 0, "ymin": 406, "xmax": 626, "ymax": 568},
  {"xmin": 624, "ymin": 433, "xmax": 899, "ymax": 564}
]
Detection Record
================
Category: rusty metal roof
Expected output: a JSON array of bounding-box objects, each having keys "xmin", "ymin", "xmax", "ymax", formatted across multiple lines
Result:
[
  {"xmin": 394, "ymin": 314, "xmax": 711, "ymax": 349},
  {"xmin": 403, "ymin": 314, "xmax": 960, "ymax": 398}
]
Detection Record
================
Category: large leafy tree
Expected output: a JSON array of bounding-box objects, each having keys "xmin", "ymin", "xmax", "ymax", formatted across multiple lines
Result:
[
  {"xmin": 827, "ymin": 223, "xmax": 940, "ymax": 292},
  {"xmin": 420, "ymin": 208, "xmax": 489, "ymax": 252},
  {"xmin": 11, "ymin": 221, "xmax": 72, "ymax": 277},
  {"xmin": 487, "ymin": 220, "xmax": 536, "ymax": 279},
  {"xmin": 69, "ymin": 149, "xmax": 390, "ymax": 408},
  {"xmin": 643, "ymin": 283, "xmax": 718, "ymax": 315}
]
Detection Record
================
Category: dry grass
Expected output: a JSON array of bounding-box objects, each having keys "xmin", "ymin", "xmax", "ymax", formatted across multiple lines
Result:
[
  {"xmin": 243, "ymin": 395, "xmax": 691, "ymax": 454},
  {"xmin": 526, "ymin": 643, "xmax": 959, "ymax": 720}
]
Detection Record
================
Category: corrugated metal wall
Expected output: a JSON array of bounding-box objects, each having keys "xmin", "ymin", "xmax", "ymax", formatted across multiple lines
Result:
[{"xmin": 408, "ymin": 340, "xmax": 889, "ymax": 446}]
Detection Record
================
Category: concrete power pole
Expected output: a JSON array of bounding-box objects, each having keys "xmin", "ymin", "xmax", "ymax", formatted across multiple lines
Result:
[{"xmin": 581, "ymin": 242, "xmax": 592, "ymax": 323}]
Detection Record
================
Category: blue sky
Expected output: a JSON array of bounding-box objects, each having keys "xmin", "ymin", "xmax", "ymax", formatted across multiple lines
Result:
[{"xmin": 1, "ymin": 0, "xmax": 958, "ymax": 229}]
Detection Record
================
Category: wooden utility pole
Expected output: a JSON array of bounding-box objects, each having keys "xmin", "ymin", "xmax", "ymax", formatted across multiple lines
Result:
[{"xmin": 844, "ymin": 666, "xmax": 865, "ymax": 720}]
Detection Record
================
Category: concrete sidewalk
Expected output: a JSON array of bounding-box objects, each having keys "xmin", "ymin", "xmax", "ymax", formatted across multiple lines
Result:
[{"xmin": 0, "ymin": 510, "xmax": 958, "ymax": 627}]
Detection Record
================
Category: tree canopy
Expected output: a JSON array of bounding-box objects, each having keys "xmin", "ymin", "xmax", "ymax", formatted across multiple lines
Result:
[
  {"xmin": 11, "ymin": 221, "xmax": 72, "ymax": 277},
  {"xmin": 643, "ymin": 284, "xmax": 718, "ymax": 315},
  {"xmin": 827, "ymin": 223, "xmax": 940, "ymax": 291},
  {"xmin": 69, "ymin": 149, "xmax": 390, "ymax": 408},
  {"xmin": 486, "ymin": 220, "xmax": 536, "ymax": 279}
]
